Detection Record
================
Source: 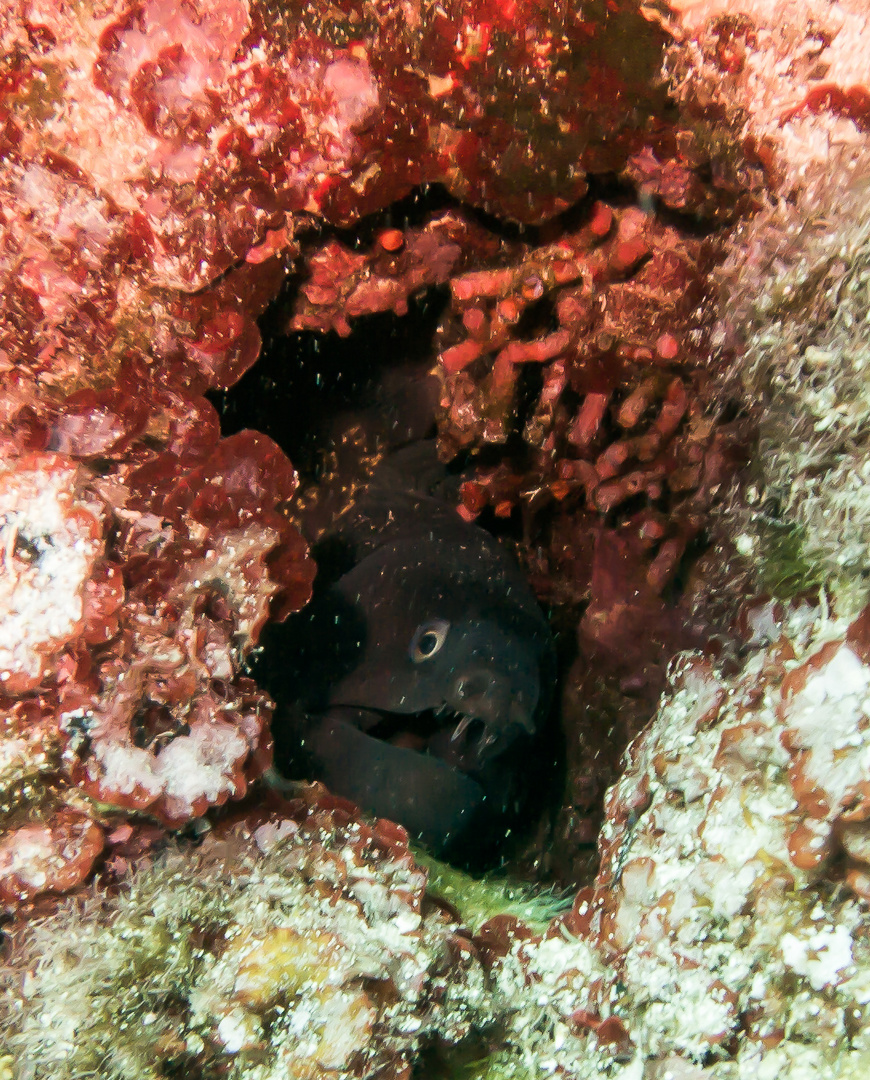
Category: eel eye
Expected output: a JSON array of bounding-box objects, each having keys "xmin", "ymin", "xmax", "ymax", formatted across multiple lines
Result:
[{"xmin": 409, "ymin": 619, "xmax": 450, "ymax": 662}]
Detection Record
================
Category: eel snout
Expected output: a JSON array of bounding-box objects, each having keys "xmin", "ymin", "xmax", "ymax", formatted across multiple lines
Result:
[{"xmin": 443, "ymin": 665, "xmax": 537, "ymax": 754}]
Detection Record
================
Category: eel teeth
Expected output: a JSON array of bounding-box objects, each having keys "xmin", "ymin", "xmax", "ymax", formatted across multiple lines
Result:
[
  {"xmin": 477, "ymin": 729, "xmax": 497, "ymax": 753},
  {"xmin": 451, "ymin": 715, "xmax": 473, "ymax": 743}
]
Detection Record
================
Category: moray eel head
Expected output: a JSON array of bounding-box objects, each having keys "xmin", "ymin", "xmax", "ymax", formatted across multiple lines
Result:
[
  {"xmin": 268, "ymin": 525, "xmax": 556, "ymax": 860},
  {"xmin": 324, "ymin": 561, "xmax": 549, "ymax": 773}
]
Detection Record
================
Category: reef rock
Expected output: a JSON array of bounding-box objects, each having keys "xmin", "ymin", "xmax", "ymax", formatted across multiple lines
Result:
[
  {"xmin": 2, "ymin": 1, "xmax": 870, "ymax": 1078},
  {"xmin": 474, "ymin": 597, "xmax": 870, "ymax": 1079},
  {"xmin": 1, "ymin": 792, "xmax": 491, "ymax": 1078},
  {"xmin": 674, "ymin": 0, "xmax": 870, "ymax": 599}
]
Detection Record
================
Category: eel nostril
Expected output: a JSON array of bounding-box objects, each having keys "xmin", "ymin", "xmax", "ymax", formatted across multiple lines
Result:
[{"xmin": 454, "ymin": 672, "xmax": 492, "ymax": 701}]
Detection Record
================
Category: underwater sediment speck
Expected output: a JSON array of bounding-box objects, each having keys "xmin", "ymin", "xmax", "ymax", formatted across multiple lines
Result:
[{"xmin": 1, "ymin": 0, "xmax": 870, "ymax": 1077}]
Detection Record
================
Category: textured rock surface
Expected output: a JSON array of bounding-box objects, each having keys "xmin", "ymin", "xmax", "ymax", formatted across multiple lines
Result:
[
  {"xmin": 0, "ymin": 430, "xmax": 314, "ymax": 906},
  {"xmin": 718, "ymin": 155, "xmax": 870, "ymax": 597},
  {"xmin": 1, "ymin": 794, "xmax": 491, "ymax": 1079},
  {"xmin": 1, "ymin": 1, "xmax": 870, "ymax": 1079},
  {"xmin": 673, "ymin": 0, "xmax": 870, "ymax": 599},
  {"xmin": 586, "ymin": 599, "xmax": 870, "ymax": 1077}
]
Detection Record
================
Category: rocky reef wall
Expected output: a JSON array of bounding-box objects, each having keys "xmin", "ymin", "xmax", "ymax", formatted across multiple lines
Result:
[{"xmin": 2, "ymin": 1, "xmax": 870, "ymax": 1078}]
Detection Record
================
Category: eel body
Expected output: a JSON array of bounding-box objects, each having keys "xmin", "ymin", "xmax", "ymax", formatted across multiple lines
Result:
[{"xmin": 264, "ymin": 452, "xmax": 556, "ymax": 858}]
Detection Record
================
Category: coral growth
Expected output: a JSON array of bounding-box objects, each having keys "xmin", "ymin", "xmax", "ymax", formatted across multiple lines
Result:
[
  {"xmin": 0, "ymin": 812, "xmax": 105, "ymax": 906},
  {"xmin": 667, "ymin": 0, "xmax": 870, "ymax": 600},
  {"xmin": 717, "ymin": 149, "xmax": 870, "ymax": 597},
  {"xmin": 0, "ymin": 454, "xmax": 108, "ymax": 695},
  {"xmin": 0, "ymin": 431, "xmax": 314, "ymax": 906},
  {"xmin": 432, "ymin": 201, "xmax": 735, "ymax": 607},
  {"xmin": 585, "ymin": 597, "xmax": 870, "ymax": 1075},
  {"xmin": 287, "ymin": 211, "xmax": 501, "ymax": 337},
  {"xmin": 1, "ymin": 792, "xmax": 490, "ymax": 1079}
]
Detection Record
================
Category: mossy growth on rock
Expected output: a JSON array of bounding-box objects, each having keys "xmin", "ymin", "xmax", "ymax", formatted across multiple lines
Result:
[
  {"xmin": 719, "ymin": 147, "xmax": 870, "ymax": 602},
  {"xmin": 0, "ymin": 809, "xmax": 491, "ymax": 1080}
]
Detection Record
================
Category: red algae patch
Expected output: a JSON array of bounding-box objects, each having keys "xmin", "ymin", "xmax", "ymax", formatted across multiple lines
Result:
[
  {"xmin": 0, "ymin": 433, "xmax": 314, "ymax": 905},
  {"xmin": 0, "ymin": 812, "xmax": 104, "ymax": 904}
]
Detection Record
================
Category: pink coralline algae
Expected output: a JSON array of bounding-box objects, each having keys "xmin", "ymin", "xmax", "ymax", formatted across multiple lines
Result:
[
  {"xmin": 0, "ymin": 453, "xmax": 108, "ymax": 695},
  {"xmin": 431, "ymin": 201, "xmax": 743, "ymax": 606},
  {"xmin": 287, "ymin": 211, "xmax": 502, "ymax": 338},
  {"xmin": 0, "ymin": 0, "xmax": 679, "ymax": 908},
  {"xmin": 0, "ymin": 0, "xmax": 390, "ymax": 445},
  {"xmin": 0, "ymin": 811, "xmax": 105, "ymax": 905},
  {"xmin": 389, "ymin": 0, "xmax": 671, "ymax": 222},
  {"xmin": 0, "ymin": 0, "xmax": 668, "ymax": 423},
  {"xmin": 579, "ymin": 598, "xmax": 870, "ymax": 1071},
  {"xmin": 0, "ymin": 427, "xmax": 315, "ymax": 906}
]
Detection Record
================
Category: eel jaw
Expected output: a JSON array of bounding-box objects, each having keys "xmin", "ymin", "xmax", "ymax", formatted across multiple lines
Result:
[
  {"xmin": 323, "ymin": 695, "xmax": 534, "ymax": 774},
  {"xmin": 442, "ymin": 669, "xmax": 539, "ymax": 765},
  {"xmin": 304, "ymin": 713, "xmax": 486, "ymax": 853},
  {"xmin": 298, "ymin": 699, "xmax": 539, "ymax": 856}
]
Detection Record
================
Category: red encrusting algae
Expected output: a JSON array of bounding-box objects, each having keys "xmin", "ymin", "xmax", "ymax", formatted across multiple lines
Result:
[
  {"xmin": 3, "ymin": 0, "xmax": 870, "ymax": 1078},
  {"xmin": 0, "ymin": 0, "xmax": 681, "ymax": 907}
]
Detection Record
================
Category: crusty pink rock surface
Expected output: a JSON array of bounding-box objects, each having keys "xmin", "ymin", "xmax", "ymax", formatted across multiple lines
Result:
[
  {"xmin": 0, "ymin": 431, "xmax": 314, "ymax": 903},
  {"xmin": 2, "ymin": 0, "xmax": 870, "ymax": 1077},
  {"xmin": 0, "ymin": 0, "xmax": 679, "ymax": 906}
]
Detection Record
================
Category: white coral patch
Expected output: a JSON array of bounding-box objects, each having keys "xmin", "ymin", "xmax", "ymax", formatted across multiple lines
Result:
[
  {"xmin": 87, "ymin": 715, "xmax": 250, "ymax": 818},
  {"xmin": 784, "ymin": 645, "xmax": 870, "ymax": 813},
  {"xmin": 0, "ymin": 826, "xmax": 56, "ymax": 890},
  {"xmin": 0, "ymin": 458, "xmax": 103, "ymax": 688},
  {"xmin": 781, "ymin": 924, "xmax": 854, "ymax": 991}
]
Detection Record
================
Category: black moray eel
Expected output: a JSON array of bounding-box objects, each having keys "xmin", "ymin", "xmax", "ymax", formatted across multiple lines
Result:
[{"xmin": 260, "ymin": 447, "xmax": 556, "ymax": 861}]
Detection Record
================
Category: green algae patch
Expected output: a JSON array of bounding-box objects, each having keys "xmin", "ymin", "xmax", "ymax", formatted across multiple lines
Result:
[
  {"xmin": 414, "ymin": 850, "xmax": 572, "ymax": 936},
  {"xmin": 756, "ymin": 518, "xmax": 826, "ymax": 600}
]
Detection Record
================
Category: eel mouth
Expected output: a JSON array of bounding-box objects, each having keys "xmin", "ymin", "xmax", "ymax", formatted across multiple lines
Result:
[
  {"xmin": 301, "ymin": 712, "xmax": 490, "ymax": 855},
  {"xmin": 370, "ymin": 704, "xmax": 485, "ymax": 749},
  {"xmin": 328, "ymin": 700, "xmax": 530, "ymax": 773},
  {"xmin": 299, "ymin": 695, "xmax": 543, "ymax": 858}
]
